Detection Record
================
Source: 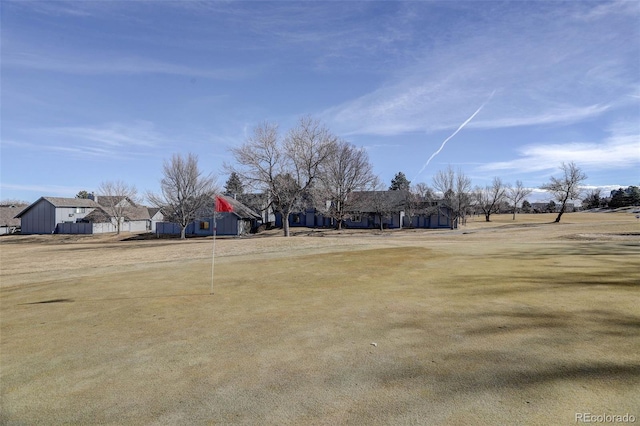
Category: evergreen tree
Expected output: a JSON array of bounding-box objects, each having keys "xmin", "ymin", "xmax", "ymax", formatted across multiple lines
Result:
[
  {"xmin": 76, "ymin": 190, "xmax": 90, "ymax": 199},
  {"xmin": 224, "ymin": 172, "xmax": 245, "ymax": 197},
  {"xmin": 609, "ymin": 186, "xmax": 640, "ymax": 208},
  {"xmin": 389, "ymin": 172, "xmax": 410, "ymax": 191}
]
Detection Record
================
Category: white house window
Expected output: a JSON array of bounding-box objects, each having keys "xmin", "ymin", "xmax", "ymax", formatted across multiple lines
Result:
[
  {"xmin": 75, "ymin": 207, "xmax": 85, "ymax": 214},
  {"xmin": 200, "ymin": 221, "xmax": 210, "ymax": 230}
]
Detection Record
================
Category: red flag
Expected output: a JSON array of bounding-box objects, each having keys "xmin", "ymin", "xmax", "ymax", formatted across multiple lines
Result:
[{"xmin": 215, "ymin": 196, "xmax": 234, "ymax": 213}]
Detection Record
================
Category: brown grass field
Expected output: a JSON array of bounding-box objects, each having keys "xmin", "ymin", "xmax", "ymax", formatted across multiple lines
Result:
[{"xmin": 1, "ymin": 212, "xmax": 639, "ymax": 425}]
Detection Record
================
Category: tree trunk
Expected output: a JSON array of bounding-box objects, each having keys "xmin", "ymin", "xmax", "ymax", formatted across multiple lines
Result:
[
  {"xmin": 512, "ymin": 209, "xmax": 516, "ymax": 220},
  {"xmin": 283, "ymin": 212, "xmax": 290, "ymax": 237},
  {"xmin": 379, "ymin": 215, "xmax": 384, "ymax": 231},
  {"xmin": 555, "ymin": 196, "xmax": 569, "ymax": 223},
  {"xmin": 180, "ymin": 226, "xmax": 186, "ymax": 240},
  {"xmin": 485, "ymin": 213, "xmax": 491, "ymax": 222},
  {"xmin": 336, "ymin": 219, "xmax": 343, "ymax": 230}
]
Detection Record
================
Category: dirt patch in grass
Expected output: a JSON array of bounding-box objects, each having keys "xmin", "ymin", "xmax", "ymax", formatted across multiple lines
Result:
[
  {"xmin": 564, "ymin": 232, "xmax": 640, "ymax": 241},
  {"xmin": 1, "ymin": 213, "xmax": 638, "ymax": 424}
]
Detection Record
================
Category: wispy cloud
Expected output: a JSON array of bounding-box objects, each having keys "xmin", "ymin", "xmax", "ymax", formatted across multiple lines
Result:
[
  {"xmin": 42, "ymin": 121, "xmax": 164, "ymax": 147},
  {"xmin": 478, "ymin": 122, "xmax": 640, "ymax": 173},
  {"xmin": 361, "ymin": 143, "xmax": 402, "ymax": 151},
  {"xmin": 4, "ymin": 50, "xmax": 251, "ymax": 79},
  {"xmin": 4, "ymin": 0, "xmax": 100, "ymax": 17},
  {"xmin": 16, "ymin": 121, "xmax": 168, "ymax": 159},
  {"xmin": 470, "ymin": 104, "xmax": 611, "ymax": 130},
  {"xmin": 322, "ymin": 2, "xmax": 638, "ymax": 137},
  {"xmin": 0, "ymin": 183, "xmax": 80, "ymax": 197}
]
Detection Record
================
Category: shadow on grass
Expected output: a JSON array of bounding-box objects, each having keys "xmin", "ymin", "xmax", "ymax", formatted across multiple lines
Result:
[
  {"xmin": 20, "ymin": 298, "xmax": 75, "ymax": 305},
  {"xmin": 376, "ymin": 358, "xmax": 640, "ymax": 393},
  {"xmin": 17, "ymin": 293, "xmax": 209, "ymax": 305},
  {"xmin": 462, "ymin": 308, "xmax": 640, "ymax": 338}
]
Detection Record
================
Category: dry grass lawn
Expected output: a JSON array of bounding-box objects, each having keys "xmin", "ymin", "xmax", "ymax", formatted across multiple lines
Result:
[{"xmin": 1, "ymin": 213, "xmax": 639, "ymax": 425}]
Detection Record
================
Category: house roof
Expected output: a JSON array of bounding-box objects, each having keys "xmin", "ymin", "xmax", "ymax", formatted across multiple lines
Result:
[
  {"xmin": 95, "ymin": 196, "xmax": 137, "ymax": 208},
  {"xmin": 44, "ymin": 197, "xmax": 100, "ymax": 208},
  {"xmin": 348, "ymin": 190, "xmax": 409, "ymax": 213},
  {"xmin": 147, "ymin": 207, "xmax": 162, "ymax": 218},
  {"xmin": 81, "ymin": 207, "xmax": 112, "ymax": 223},
  {"xmin": 82, "ymin": 205, "xmax": 151, "ymax": 223},
  {"xmin": 125, "ymin": 206, "xmax": 151, "ymax": 221},
  {"xmin": 14, "ymin": 197, "xmax": 100, "ymax": 218},
  {"xmin": 0, "ymin": 204, "xmax": 27, "ymax": 227}
]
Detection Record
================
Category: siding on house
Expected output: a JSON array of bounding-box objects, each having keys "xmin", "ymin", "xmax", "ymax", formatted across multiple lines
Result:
[
  {"xmin": 18, "ymin": 199, "xmax": 57, "ymax": 234},
  {"xmin": 148, "ymin": 208, "xmax": 164, "ymax": 232}
]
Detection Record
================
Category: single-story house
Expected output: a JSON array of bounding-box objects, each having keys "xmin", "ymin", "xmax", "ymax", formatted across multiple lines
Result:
[
  {"xmin": 0, "ymin": 204, "xmax": 27, "ymax": 235},
  {"xmin": 276, "ymin": 190, "xmax": 457, "ymax": 230},
  {"xmin": 156, "ymin": 194, "xmax": 262, "ymax": 237}
]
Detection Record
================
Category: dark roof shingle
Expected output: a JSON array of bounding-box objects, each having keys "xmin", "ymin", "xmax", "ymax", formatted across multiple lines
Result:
[{"xmin": 0, "ymin": 204, "xmax": 27, "ymax": 227}]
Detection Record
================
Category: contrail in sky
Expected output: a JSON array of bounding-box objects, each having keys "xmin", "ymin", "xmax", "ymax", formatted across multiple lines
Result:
[{"xmin": 413, "ymin": 90, "xmax": 496, "ymax": 181}]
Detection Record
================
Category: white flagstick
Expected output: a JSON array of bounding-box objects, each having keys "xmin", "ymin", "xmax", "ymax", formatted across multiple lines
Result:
[{"xmin": 211, "ymin": 212, "xmax": 216, "ymax": 295}]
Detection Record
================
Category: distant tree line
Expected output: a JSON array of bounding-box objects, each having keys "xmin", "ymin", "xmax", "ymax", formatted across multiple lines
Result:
[{"xmin": 582, "ymin": 186, "xmax": 640, "ymax": 210}]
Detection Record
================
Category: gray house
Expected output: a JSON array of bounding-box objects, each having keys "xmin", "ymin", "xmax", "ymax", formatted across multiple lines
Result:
[
  {"xmin": 277, "ymin": 190, "xmax": 457, "ymax": 230},
  {"xmin": 15, "ymin": 197, "xmax": 101, "ymax": 234},
  {"xmin": 156, "ymin": 195, "xmax": 262, "ymax": 237}
]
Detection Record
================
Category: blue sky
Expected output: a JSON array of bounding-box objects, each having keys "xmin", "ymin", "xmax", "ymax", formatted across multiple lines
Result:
[{"xmin": 1, "ymin": 1, "xmax": 639, "ymax": 204}]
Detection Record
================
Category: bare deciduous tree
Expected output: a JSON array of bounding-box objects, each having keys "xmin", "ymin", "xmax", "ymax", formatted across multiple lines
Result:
[
  {"xmin": 148, "ymin": 153, "xmax": 216, "ymax": 239},
  {"xmin": 582, "ymin": 188, "xmax": 604, "ymax": 210},
  {"xmin": 228, "ymin": 117, "xmax": 336, "ymax": 236},
  {"xmin": 473, "ymin": 177, "xmax": 506, "ymax": 222},
  {"xmin": 316, "ymin": 140, "xmax": 376, "ymax": 230},
  {"xmin": 506, "ymin": 180, "xmax": 533, "ymax": 220},
  {"xmin": 433, "ymin": 166, "xmax": 472, "ymax": 228},
  {"xmin": 541, "ymin": 162, "xmax": 587, "ymax": 223},
  {"xmin": 97, "ymin": 180, "xmax": 138, "ymax": 234}
]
